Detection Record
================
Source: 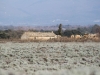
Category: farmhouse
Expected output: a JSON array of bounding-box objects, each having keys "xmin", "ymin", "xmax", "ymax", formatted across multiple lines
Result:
[
  {"xmin": 21, "ymin": 31, "xmax": 59, "ymax": 40},
  {"xmin": 71, "ymin": 34, "xmax": 82, "ymax": 39}
]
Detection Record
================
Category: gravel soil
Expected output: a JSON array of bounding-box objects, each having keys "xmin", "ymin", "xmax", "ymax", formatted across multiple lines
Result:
[{"xmin": 0, "ymin": 42, "xmax": 100, "ymax": 75}]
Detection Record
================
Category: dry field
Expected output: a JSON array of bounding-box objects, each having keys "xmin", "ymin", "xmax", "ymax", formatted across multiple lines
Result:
[{"xmin": 0, "ymin": 42, "xmax": 100, "ymax": 75}]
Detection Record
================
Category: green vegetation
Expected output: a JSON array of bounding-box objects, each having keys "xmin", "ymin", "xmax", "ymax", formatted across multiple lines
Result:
[
  {"xmin": 63, "ymin": 30, "xmax": 82, "ymax": 37},
  {"xmin": 58, "ymin": 24, "xmax": 63, "ymax": 35},
  {"xmin": 54, "ymin": 24, "xmax": 99, "ymax": 37},
  {"xmin": 0, "ymin": 29, "xmax": 24, "ymax": 39},
  {"xmin": 0, "ymin": 24, "xmax": 100, "ymax": 40}
]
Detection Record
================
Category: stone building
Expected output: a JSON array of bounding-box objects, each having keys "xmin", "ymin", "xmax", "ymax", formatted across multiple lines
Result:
[{"xmin": 21, "ymin": 31, "xmax": 59, "ymax": 40}]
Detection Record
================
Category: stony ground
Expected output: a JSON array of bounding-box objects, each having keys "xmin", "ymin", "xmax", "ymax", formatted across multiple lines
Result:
[{"xmin": 0, "ymin": 42, "xmax": 100, "ymax": 75}]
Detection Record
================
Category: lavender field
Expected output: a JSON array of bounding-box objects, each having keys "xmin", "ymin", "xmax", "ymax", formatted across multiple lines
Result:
[{"xmin": 0, "ymin": 42, "xmax": 100, "ymax": 75}]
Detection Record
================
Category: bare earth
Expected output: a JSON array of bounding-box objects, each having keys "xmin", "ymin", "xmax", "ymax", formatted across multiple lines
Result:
[{"xmin": 0, "ymin": 42, "xmax": 100, "ymax": 75}]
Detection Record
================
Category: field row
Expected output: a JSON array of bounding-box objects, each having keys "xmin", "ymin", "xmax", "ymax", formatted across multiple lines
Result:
[{"xmin": 0, "ymin": 42, "xmax": 100, "ymax": 75}]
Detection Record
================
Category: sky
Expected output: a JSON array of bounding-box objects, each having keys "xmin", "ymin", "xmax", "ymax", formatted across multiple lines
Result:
[{"xmin": 0, "ymin": 0, "xmax": 100, "ymax": 26}]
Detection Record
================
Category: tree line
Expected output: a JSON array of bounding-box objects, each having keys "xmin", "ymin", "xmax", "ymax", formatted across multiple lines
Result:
[
  {"xmin": 55, "ymin": 24, "xmax": 100, "ymax": 37},
  {"xmin": 0, "ymin": 24, "xmax": 100, "ymax": 39},
  {"xmin": 0, "ymin": 29, "xmax": 24, "ymax": 39}
]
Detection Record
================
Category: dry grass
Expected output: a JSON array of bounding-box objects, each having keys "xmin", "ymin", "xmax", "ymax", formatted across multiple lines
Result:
[
  {"xmin": 48, "ymin": 37, "xmax": 100, "ymax": 42},
  {"xmin": 0, "ymin": 36, "xmax": 100, "ymax": 43}
]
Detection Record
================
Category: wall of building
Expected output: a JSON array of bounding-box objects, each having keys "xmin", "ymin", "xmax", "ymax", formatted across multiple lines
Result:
[{"xmin": 21, "ymin": 32, "xmax": 58, "ymax": 41}]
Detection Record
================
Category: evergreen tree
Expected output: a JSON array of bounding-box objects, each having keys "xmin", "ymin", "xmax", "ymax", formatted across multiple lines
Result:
[{"xmin": 58, "ymin": 24, "xmax": 62, "ymax": 35}]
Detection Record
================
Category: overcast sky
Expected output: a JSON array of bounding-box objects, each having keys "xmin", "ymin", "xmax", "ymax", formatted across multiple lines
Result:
[{"xmin": 0, "ymin": 0, "xmax": 100, "ymax": 26}]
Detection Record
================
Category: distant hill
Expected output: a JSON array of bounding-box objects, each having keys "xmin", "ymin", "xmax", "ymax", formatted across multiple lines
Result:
[{"xmin": 0, "ymin": 24, "xmax": 98, "ymax": 31}]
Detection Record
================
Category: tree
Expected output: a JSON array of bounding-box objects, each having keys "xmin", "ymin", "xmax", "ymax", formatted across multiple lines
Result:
[
  {"xmin": 96, "ymin": 26, "xmax": 100, "ymax": 37},
  {"xmin": 91, "ymin": 24, "xmax": 100, "ymax": 33},
  {"xmin": 63, "ymin": 30, "xmax": 82, "ymax": 37},
  {"xmin": 58, "ymin": 24, "xmax": 63, "ymax": 35}
]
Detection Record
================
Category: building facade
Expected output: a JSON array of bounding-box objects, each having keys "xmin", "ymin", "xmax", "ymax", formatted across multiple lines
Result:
[{"xmin": 21, "ymin": 31, "xmax": 59, "ymax": 40}]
